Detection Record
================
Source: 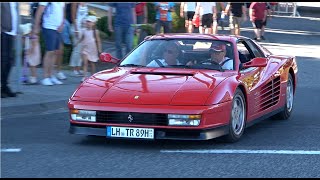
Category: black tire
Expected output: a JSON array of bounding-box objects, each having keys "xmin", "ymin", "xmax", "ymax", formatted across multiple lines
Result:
[
  {"xmin": 272, "ymin": 73, "xmax": 294, "ymax": 120},
  {"xmin": 223, "ymin": 88, "xmax": 247, "ymax": 143}
]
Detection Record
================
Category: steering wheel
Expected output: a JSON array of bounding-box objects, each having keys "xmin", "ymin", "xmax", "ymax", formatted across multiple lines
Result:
[
  {"xmin": 199, "ymin": 59, "xmax": 220, "ymax": 66},
  {"xmin": 196, "ymin": 59, "xmax": 224, "ymax": 71}
]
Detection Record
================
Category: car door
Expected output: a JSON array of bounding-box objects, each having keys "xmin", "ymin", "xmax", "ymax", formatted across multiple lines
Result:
[
  {"xmin": 237, "ymin": 39, "xmax": 262, "ymax": 122},
  {"xmin": 241, "ymin": 39, "xmax": 282, "ymax": 122}
]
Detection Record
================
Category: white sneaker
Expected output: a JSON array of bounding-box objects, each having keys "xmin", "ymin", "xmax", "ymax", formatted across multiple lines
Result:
[
  {"xmin": 29, "ymin": 76, "xmax": 38, "ymax": 84},
  {"xmin": 50, "ymin": 76, "xmax": 63, "ymax": 85},
  {"xmin": 56, "ymin": 72, "xmax": 67, "ymax": 80},
  {"xmin": 73, "ymin": 70, "xmax": 80, "ymax": 76},
  {"xmin": 81, "ymin": 77, "xmax": 87, "ymax": 82},
  {"xmin": 41, "ymin": 78, "xmax": 54, "ymax": 86}
]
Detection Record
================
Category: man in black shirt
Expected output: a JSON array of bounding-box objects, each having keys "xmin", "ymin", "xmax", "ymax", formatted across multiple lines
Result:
[{"xmin": 225, "ymin": 3, "xmax": 247, "ymax": 36}]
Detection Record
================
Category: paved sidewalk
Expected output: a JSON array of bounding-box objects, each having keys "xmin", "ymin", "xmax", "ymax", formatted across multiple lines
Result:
[
  {"xmin": 1, "ymin": 40, "xmax": 118, "ymax": 116},
  {"xmin": 1, "ymin": 15, "xmax": 320, "ymax": 117}
]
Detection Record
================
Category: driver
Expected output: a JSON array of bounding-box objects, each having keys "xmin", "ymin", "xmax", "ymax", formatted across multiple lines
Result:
[
  {"xmin": 147, "ymin": 42, "xmax": 182, "ymax": 67},
  {"xmin": 207, "ymin": 43, "xmax": 233, "ymax": 70},
  {"xmin": 187, "ymin": 43, "xmax": 233, "ymax": 70}
]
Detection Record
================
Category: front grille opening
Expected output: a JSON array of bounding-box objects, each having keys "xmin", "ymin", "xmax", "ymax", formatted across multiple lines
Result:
[
  {"xmin": 96, "ymin": 111, "xmax": 168, "ymax": 126},
  {"xmin": 165, "ymin": 131, "xmax": 201, "ymax": 138}
]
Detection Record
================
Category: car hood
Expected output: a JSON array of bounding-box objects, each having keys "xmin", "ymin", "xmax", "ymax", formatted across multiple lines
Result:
[{"xmin": 71, "ymin": 68, "xmax": 229, "ymax": 105}]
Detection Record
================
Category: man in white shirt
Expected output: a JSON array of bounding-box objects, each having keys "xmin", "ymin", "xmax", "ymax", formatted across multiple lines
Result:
[
  {"xmin": 32, "ymin": 2, "xmax": 65, "ymax": 86},
  {"xmin": 195, "ymin": 2, "xmax": 217, "ymax": 34},
  {"xmin": 208, "ymin": 43, "xmax": 233, "ymax": 70},
  {"xmin": 180, "ymin": 2, "xmax": 198, "ymax": 33},
  {"xmin": 147, "ymin": 42, "xmax": 182, "ymax": 67},
  {"xmin": 186, "ymin": 43, "xmax": 233, "ymax": 70}
]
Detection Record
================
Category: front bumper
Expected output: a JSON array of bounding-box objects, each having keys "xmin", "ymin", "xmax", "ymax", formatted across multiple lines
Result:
[{"xmin": 69, "ymin": 124, "xmax": 229, "ymax": 140}]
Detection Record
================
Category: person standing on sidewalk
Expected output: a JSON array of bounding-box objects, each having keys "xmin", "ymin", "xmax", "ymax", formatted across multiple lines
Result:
[
  {"xmin": 108, "ymin": 3, "xmax": 137, "ymax": 60},
  {"xmin": 20, "ymin": 23, "xmax": 41, "ymax": 84},
  {"xmin": 55, "ymin": 2, "xmax": 72, "ymax": 81},
  {"xmin": 32, "ymin": 2, "xmax": 65, "ymax": 86},
  {"xmin": 154, "ymin": 2, "xmax": 175, "ymax": 34},
  {"xmin": 195, "ymin": 2, "xmax": 217, "ymax": 34},
  {"xmin": 74, "ymin": 15, "xmax": 102, "ymax": 82},
  {"xmin": 136, "ymin": 2, "xmax": 148, "ymax": 24},
  {"xmin": 69, "ymin": 2, "xmax": 88, "ymax": 76},
  {"xmin": 249, "ymin": 2, "xmax": 267, "ymax": 41},
  {"xmin": 225, "ymin": 2, "xmax": 247, "ymax": 36},
  {"xmin": 180, "ymin": 2, "xmax": 197, "ymax": 33},
  {"xmin": 1, "ymin": 2, "xmax": 18, "ymax": 98}
]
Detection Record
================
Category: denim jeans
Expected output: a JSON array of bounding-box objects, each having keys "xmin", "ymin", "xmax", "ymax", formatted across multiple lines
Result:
[
  {"xmin": 114, "ymin": 25, "xmax": 134, "ymax": 59},
  {"xmin": 61, "ymin": 19, "xmax": 72, "ymax": 45}
]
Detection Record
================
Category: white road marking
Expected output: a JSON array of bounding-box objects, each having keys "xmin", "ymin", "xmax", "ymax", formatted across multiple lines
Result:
[
  {"xmin": 160, "ymin": 149, "xmax": 320, "ymax": 155},
  {"xmin": 1, "ymin": 148, "xmax": 22, "ymax": 153}
]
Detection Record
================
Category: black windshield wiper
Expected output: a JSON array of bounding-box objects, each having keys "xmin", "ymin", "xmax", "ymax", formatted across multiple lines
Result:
[
  {"xmin": 191, "ymin": 64, "xmax": 225, "ymax": 72},
  {"xmin": 119, "ymin": 64, "xmax": 146, "ymax": 67},
  {"xmin": 166, "ymin": 65, "xmax": 191, "ymax": 68}
]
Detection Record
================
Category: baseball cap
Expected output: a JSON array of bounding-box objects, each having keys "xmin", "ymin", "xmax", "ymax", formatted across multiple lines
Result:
[
  {"xmin": 86, "ymin": 15, "xmax": 97, "ymax": 23},
  {"xmin": 209, "ymin": 43, "xmax": 226, "ymax": 52}
]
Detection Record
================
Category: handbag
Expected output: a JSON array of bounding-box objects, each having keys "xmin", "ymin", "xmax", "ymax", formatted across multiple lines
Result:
[{"xmin": 192, "ymin": 15, "xmax": 200, "ymax": 28}]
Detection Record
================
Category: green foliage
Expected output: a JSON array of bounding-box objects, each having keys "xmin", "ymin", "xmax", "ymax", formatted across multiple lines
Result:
[
  {"xmin": 63, "ymin": 44, "xmax": 73, "ymax": 65},
  {"xmin": 171, "ymin": 4, "xmax": 185, "ymax": 33},
  {"xmin": 147, "ymin": 3, "xmax": 156, "ymax": 24},
  {"xmin": 88, "ymin": 10, "xmax": 97, "ymax": 16},
  {"xmin": 96, "ymin": 16, "xmax": 113, "ymax": 39},
  {"xmin": 140, "ymin": 24, "xmax": 155, "ymax": 35}
]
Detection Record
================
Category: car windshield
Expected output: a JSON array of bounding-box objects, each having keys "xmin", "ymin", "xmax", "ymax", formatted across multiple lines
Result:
[{"xmin": 119, "ymin": 39, "xmax": 235, "ymax": 71}]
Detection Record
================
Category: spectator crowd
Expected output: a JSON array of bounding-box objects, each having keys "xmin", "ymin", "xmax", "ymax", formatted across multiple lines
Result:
[{"xmin": 1, "ymin": 2, "xmax": 275, "ymax": 98}]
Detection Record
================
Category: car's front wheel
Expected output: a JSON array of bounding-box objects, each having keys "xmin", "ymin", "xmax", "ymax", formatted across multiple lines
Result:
[{"xmin": 223, "ymin": 88, "xmax": 246, "ymax": 143}]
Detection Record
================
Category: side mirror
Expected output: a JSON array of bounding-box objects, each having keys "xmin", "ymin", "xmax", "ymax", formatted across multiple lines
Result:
[
  {"xmin": 99, "ymin": 53, "xmax": 120, "ymax": 64},
  {"xmin": 242, "ymin": 57, "xmax": 267, "ymax": 68}
]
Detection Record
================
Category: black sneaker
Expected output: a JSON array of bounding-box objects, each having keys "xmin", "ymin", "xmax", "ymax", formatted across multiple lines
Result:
[
  {"xmin": 261, "ymin": 36, "xmax": 266, "ymax": 40},
  {"xmin": 1, "ymin": 93, "xmax": 8, "ymax": 98},
  {"xmin": 253, "ymin": 37, "xmax": 258, "ymax": 40},
  {"xmin": 2, "ymin": 87, "xmax": 17, "ymax": 97}
]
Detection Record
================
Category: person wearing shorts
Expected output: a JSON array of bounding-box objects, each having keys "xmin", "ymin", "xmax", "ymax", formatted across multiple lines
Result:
[
  {"xmin": 249, "ymin": 2, "xmax": 267, "ymax": 41},
  {"xmin": 180, "ymin": 2, "xmax": 197, "ymax": 33},
  {"xmin": 225, "ymin": 3, "xmax": 247, "ymax": 36},
  {"xmin": 196, "ymin": 2, "xmax": 217, "ymax": 34},
  {"xmin": 32, "ymin": 2, "xmax": 65, "ymax": 86}
]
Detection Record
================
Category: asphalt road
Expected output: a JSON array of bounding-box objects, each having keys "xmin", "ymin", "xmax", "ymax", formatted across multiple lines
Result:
[{"xmin": 1, "ymin": 16, "xmax": 320, "ymax": 178}]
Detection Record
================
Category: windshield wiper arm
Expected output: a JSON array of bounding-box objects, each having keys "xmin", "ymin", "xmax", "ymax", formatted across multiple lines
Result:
[{"xmin": 166, "ymin": 65, "xmax": 191, "ymax": 68}]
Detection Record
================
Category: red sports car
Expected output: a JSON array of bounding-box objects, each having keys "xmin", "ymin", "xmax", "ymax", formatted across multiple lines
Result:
[{"xmin": 68, "ymin": 34, "xmax": 298, "ymax": 142}]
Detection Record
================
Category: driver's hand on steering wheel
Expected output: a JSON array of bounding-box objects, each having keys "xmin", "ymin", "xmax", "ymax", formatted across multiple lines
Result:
[{"xmin": 186, "ymin": 60, "xmax": 197, "ymax": 66}]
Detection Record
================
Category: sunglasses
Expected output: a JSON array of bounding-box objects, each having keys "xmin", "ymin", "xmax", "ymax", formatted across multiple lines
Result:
[{"xmin": 165, "ymin": 49, "xmax": 178, "ymax": 55}]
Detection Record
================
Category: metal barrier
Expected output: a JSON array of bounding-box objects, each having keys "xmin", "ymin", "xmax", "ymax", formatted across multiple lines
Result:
[{"xmin": 273, "ymin": 2, "xmax": 300, "ymax": 17}]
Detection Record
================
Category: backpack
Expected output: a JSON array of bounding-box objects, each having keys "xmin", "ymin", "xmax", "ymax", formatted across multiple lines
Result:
[{"xmin": 30, "ymin": 2, "xmax": 51, "ymax": 25}]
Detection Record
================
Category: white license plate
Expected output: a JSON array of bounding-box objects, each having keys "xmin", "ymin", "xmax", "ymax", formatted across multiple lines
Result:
[{"xmin": 106, "ymin": 126, "xmax": 154, "ymax": 139}]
